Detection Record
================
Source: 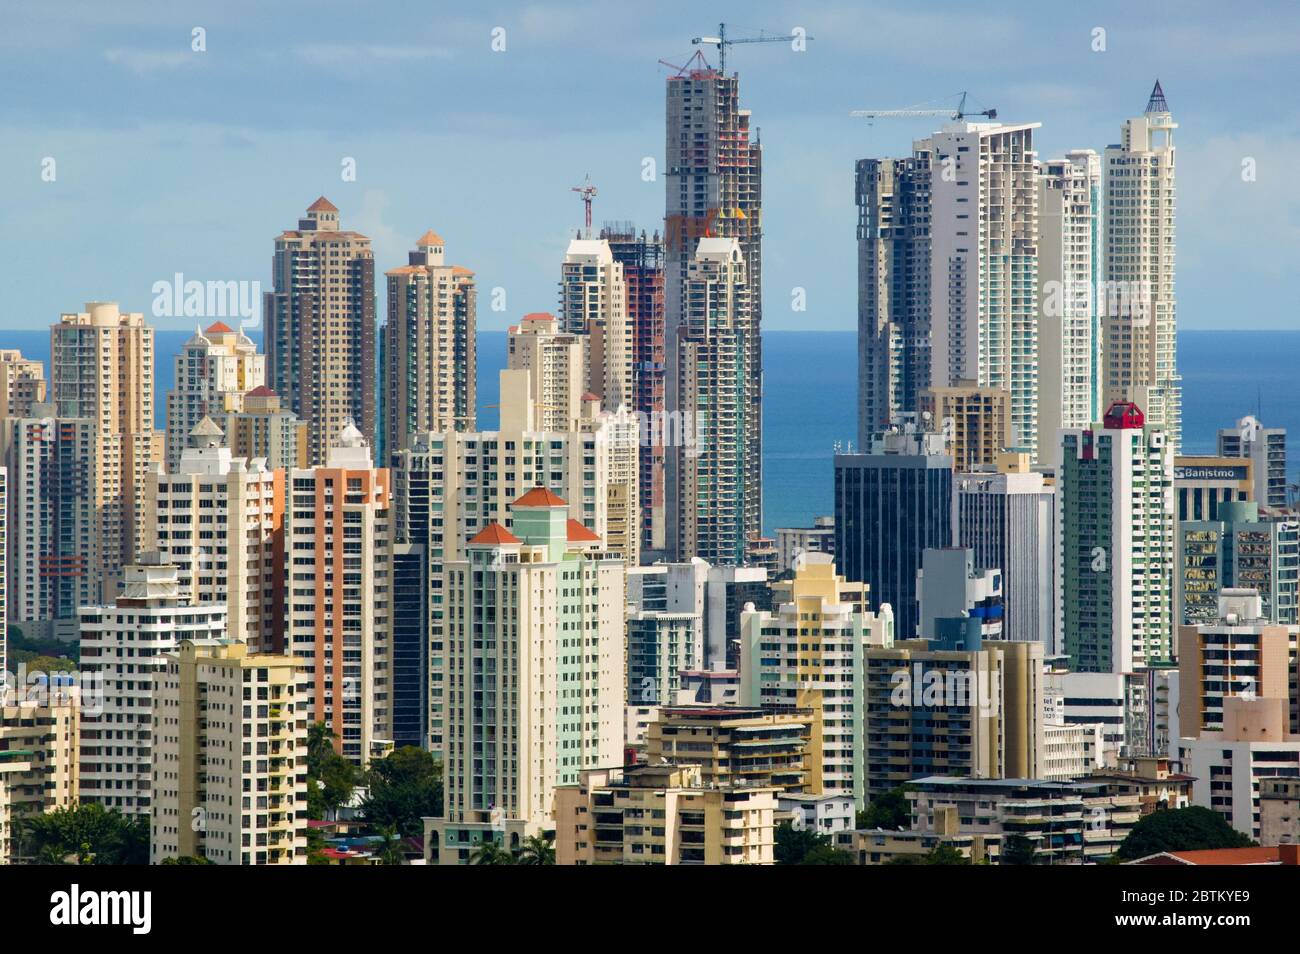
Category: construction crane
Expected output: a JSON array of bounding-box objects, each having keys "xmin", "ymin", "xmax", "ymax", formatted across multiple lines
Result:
[
  {"xmin": 850, "ymin": 91, "xmax": 996, "ymax": 122},
  {"xmin": 690, "ymin": 22, "xmax": 812, "ymax": 73},
  {"xmin": 571, "ymin": 174, "xmax": 597, "ymax": 238}
]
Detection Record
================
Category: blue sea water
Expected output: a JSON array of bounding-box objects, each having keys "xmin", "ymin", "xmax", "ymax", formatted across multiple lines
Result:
[{"xmin": 4, "ymin": 327, "xmax": 1294, "ymax": 535}]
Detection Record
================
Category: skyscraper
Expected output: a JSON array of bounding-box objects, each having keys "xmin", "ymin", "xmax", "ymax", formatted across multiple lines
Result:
[
  {"xmin": 1103, "ymin": 82, "xmax": 1180, "ymax": 451},
  {"xmin": 603, "ymin": 226, "xmax": 667, "ymax": 556},
  {"xmin": 165, "ymin": 321, "xmax": 264, "ymax": 473},
  {"xmin": 1037, "ymin": 149, "xmax": 1102, "ymax": 462},
  {"xmin": 1058, "ymin": 402, "xmax": 1175, "ymax": 672},
  {"xmin": 671, "ymin": 237, "xmax": 753, "ymax": 565},
  {"xmin": 222, "ymin": 385, "xmax": 309, "ymax": 471},
  {"xmin": 383, "ymin": 230, "xmax": 476, "ymax": 458},
  {"xmin": 506, "ymin": 313, "xmax": 586, "ymax": 430},
  {"xmin": 560, "ymin": 237, "xmax": 632, "ymax": 413},
  {"xmin": 265, "ymin": 198, "xmax": 376, "ymax": 462},
  {"xmin": 664, "ymin": 62, "xmax": 762, "ymax": 563},
  {"xmin": 50, "ymin": 302, "xmax": 164, "ymax": 597},
  {"xmin": 1218, "ymin": 416, "xmax": 1287, "ymax": 510}
]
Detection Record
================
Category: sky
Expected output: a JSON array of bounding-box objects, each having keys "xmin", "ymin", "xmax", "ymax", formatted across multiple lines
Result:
[{"xmin": 2, "ymin": 0, "xmax": 1298, "ymax": 333}]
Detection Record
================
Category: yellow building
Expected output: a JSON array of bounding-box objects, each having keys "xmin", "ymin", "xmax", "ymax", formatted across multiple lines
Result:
[
  {"xmin": 150, "ymin": 639, "xmax": 307, "ymax": 865},
  {"xmin": 554, "ymin": 764, "xmax": 776, "ymax": 865},
  {"xmin": 0, "ymin": 690, "xmax": 80, "ymax": 863}
]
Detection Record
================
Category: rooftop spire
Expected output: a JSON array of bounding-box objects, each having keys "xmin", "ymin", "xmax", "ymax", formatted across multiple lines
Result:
[{"xmin": 1145, "ymin": 79, "xmax": 1169, "ymax": 114}]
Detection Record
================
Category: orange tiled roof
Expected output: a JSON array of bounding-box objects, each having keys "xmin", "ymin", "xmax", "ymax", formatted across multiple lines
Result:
[
  {"xmin": 468, "ymin": 522, "xmax": 520, "ymax": 546},
  {"xmin": 1168, "ymin": 847, "xmax": 1281, "ymax": 865},
  {"xmin": 416, "ymin": 229, "xmax": 444, "ymax": 246},
  {"xmin": 204, "ymin": 321, "xmax": 235, "ymax": 334},
  {"xmin": 308, "ymin": 196, "xmax": 338, "ymax": 212},
  {"xmin": 514, "ymin": 487, "xmax": 566, "ymax": 508},
  {"xmin": 566, "ymin": 519, "xmax": 600, "ymax": 543}
]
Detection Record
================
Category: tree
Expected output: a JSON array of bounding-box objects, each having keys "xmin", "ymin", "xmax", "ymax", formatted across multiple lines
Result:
[
  {"xmin": 18, "ymin": 803, "xmax": 148, "ymax": 865},
  {"xmin": 1001, "ymin": 834, "xmax": 1037, "ymax": 866},
  {"xmin": 360, "ymin": 746, "xmax": 443, "ymax": 839},
  {"xmin": 516, "ymin": 833, "xmax": 556, "ymax": 866},
  {"xmin": 305, "ymin": 722, "xmax": 359, "ymax": 820},
  {"xmin": 1117, "ymin": 806, "xmax": 1254, "ymax": 860},
  {"xmin": 775, "ymin": 820, "xmax": 830, "ymax": 865},
  {"xmin": 160, "ymin": 856, "xmax": 213, "ymax": 865},
  {"xmin": 886, "ymin": 844, "xmax": 971, "ymax": 866},
  {"xmin": 857, "ymin": 786, "xmax": 912, "ymax": 830},
  {"xmin": 801, "ymin": 844, "xmax": 856, "ymax": 865},
  {"xmin": 373, "ymin": 826, "xmax": 404, "ymax": 866},
  {"xmin": 469, "ymin": 841, "xmax": 516, "ymax": 865}
]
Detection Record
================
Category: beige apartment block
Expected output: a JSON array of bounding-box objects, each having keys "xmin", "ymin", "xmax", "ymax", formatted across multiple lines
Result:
[
  {"xmin": 151, "ymin": 639, "xmax": 307, "ymax": 864},
  {"xmin": 506, "ymin": 312, "xmax": 587, "ymax": 430},
  {"xmin": 560, "ymin": 238, "xmax": 633, "ymax": 413},
  {"xmin": 554, "ymin": 764, "xmax": 776, "ymax": 865},
  {"xmin": 165, "ymin": 322, "xmax": 264, "ymax": 473},
  {"xmin": 645, "ymin": 706, "xmax": 810, "ymax": 793},
  {"xmin": 50, "ymin": 302, "xmax": 164, "ymax": 598},
  {"xmin": 920, "ymin": 381, "xmax": 1014, "ymax": 472},
  {"xmin": 384, "ymin": 230, "xmax": 476, "ymax": 454},
  {"xmin": 0, "ymin": 350, "xmax": 46, "ymax": 418},
  {"xmin": 0, "ymin": 690, "xmax": 80, "ymax": 862},
  {"xmin": 223, "ymin": 385, "xmax": 309, "ymax": 471}
]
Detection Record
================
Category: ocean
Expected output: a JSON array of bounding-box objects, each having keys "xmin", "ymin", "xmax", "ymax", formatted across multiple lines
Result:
[{"xmin": 5, "ymin": 328, "xmax": 1293, "ymax": 534}]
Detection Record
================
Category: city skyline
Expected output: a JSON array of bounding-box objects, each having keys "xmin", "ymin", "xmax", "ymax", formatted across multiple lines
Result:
[{"xmin": 3, "ymin": 1, "xmax": 1298, "ymax": 333}]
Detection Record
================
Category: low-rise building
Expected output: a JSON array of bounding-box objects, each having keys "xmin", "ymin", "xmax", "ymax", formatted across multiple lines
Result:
[
  {"xmin": 1259, "ymin": 777, "xmax": 1300, "ymax": 846},
  {"xmin": 645, "ymin": 706, "xmax": 810, "ymax": 794},
  {"xmin": 554, "ymin": 763, "xmax": 777, "ymax": 865},
  {"xmin": 778, "ymin": 792, "xmax": 855, "ymax": 835}
]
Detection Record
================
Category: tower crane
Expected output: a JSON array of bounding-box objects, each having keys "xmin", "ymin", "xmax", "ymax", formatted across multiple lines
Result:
[
  {"xmin": 850, "ymin": 91, "xmax": 996, "ymax": 122},
  {"xmin": 571, "ymin": 174, "xmax": 597, "ymax": 239},
  {"xmin": 690, "ymin": 22, "xmax": 812, "ymax": 73}
]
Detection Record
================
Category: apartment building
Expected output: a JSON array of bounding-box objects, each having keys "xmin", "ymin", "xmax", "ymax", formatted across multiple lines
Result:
[
  {"xmin": 554, "ymin": 763, "xmax": 776, "ymax": 865},
  {"xmin": 223, "ymin": 385, "xmax": 309, "ymax": 472},
  {"xmin": 645, "ymin": 706, "xmax": 810, "ymax": 793},
  {"xmin": 1177, "ymin": 501, "xmax": 1299, "ymax": 626},
  {"xmin": 50, "ymin": 302, "xmax": 164, "ymax": 598},
  {"xmin": 383, "ymin": 230, "xmax": 476, "ymax": 456},
  {"xmin": 147, "ymin": 417, "xmax": 284, "ymax": 651},
  {"xmin": 265, "ymin": 198, "xmax": 376, "ymax": 461},
  {"xmin": 1218, "ymin": 416, "xmax": 1288, "ymax": 511},
  {"xmin": 283, "ymin": 421, "xmax": 391, "ymax": 764},
  {"xmin": 0, "ymin": 690, "xmax": 80, "ymax": 862},
  {"xmin": 739, "ymin": 554, "xmax": 892, "ymax": 807},
  {"xmin": 1058, "ymin": 402, "xmax": 1175, "ymax": 671},
  {"xmin": 78, "ymin": 560, "xmax": 227, "ymax": 816},
  {"xmin": 165, "ymin": 321, "xmax": 264, "ymax": 473},
  {"xmin": 425, "ymin": 490, "xmax": 623, "ymax": 863},
  {"xmin": 560, "ymin": 238, "xmax": 632, "ymax": 414},
  {"xmin": 0, "ymin": 350, "xmax": 46, "ymax": 418},
  {"xmin": 919, "ymin": 382, "xmax": 1013, "ymax": 472},
  {"xmin": 151, "ymin": 639, "xmax": 307, "ymax": 864}
]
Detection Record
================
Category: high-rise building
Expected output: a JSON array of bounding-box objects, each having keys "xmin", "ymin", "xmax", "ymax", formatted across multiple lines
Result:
[
  {"xmin": 146, "ymin": 417, "xmax": 284, "ymax": 651},
  {"xmin": 283, "ymin": 422, "xmax": 391, "ymax": 764},
  {"xmin": 78, "ymin": 559, "xmax": 227, "ymax": 816},
  {"xmin": 954, "ymin": 454, "xmax": 1056, "ymax": 645},
  {"xmin": 1103, "ymin": 82, "xmax": 1180, "ymax": 451},
  {"xmin": 506, "ymin": 313, "xmax": 586, "ymax": 430},
  {"xmin": 670, "ymin": 237, "xmax": 755, "ymax": 565},
  {"xmin": 1175, "ymin": 454, "xmax": 1253, "ymax": 523},
  {"xmin": 223, "ymin": 385, "xmax": 309, "ymax": 471},
  {"xmin": 50, "ymin": 302, "xmax": 164, "ymax": 597},
  {"xmin": 928, "ymin": 122, "xmax": 1041, "ymax": 459},
  {"xmin": 774, "ymin": 516, "xmax": 835, "ymax": 573},
  {"xmin": 265, "ymin": 198, "xmax": 376, "ymax": 462},
  {"xmin": 425, "ymin": 491, "xmax": 624, "ymax": 863},
  {"xmin": 920, "ymin": 382, "xmax": 1012, "ymax": 472},
  {"xmin": 390, "ymin": 542, "xmax": 427, "ymax": 750},
  {"xmin": 603, "ymin": 226, "xmax": 667, "ymax": 556},
  {"xmin": 1037, "ymin": 150, "xmax": 1102, "ymax": 462},
  {"xmin": 165, "ymin": 322, "xmax": 264, "ymax": 473},
  {"xmin": 0, "ymin": 350, "xmax": 47, "ymax": 418},
  {"xmin": 917, "ymin": 547, "xmax": 1003, "ymax": 641},
  {"xmin": 664, "ymin": 64, "xmax": 762, "ymax": 566},
  {"xmin": 626, "ymin": 564, "xmax": 705, "ymax": 715},
  {"xmin": 150, "ymin": 638, "xmax": 307, "ymax": 864},
  {"xmin": 393, "ymin": 370, "xmax": 637, "ymax": 757},
  {"xmin": 835, "ymin": 423, "xmax": 953, "ymax": 639},
  {"xmin": 855, "ymin": 152, "xmax": 932, "ymax": 446},
  {"xmin": 1, "ymin": 410, "xmax": 98, "ymax": 639},
  {"xmin": 865, "ymin": 634, "xmax": 1044, "ymax": 800},
  {"xmin": 1177, "ymin": 501, "xmax": 1299, "ymax": 626},
  {"xmin": 560, "ymin": 238, "xmax": 632, "ymax": 413},
  {"xmin": 383, "ymin": 230, "xmax": 476, "ymax": 458},
  {"xmin": 740, "ymin": 554, "xmax": 893, "ymax": 808},
  {"xmin": 1058, "ymin": 402, "xmax": 1175, "ymax": 672},
  {"xmin": 1218, "ymin": 416, "xmax": 1287, "ymax": 510}
]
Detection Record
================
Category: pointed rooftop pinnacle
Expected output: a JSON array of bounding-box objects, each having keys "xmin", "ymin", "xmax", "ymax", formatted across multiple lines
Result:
[
  {"xmin": 190, "ymin": 415, "xmax": 224, "ymax": 439},
  {"xmin": 416, "ymin": 229, "xmax": 444, "ymax": 247},
  {"xmin": 308, "ymin": 196, "xmax": 338, "ymax": 213},
  {"xmin": 513, "ymin": 487, "xmax": 567, "ymax": 508},
  {"xmin": 336, "ymin": 417, "xmax": 366, "ymax": 448},
  {"xmin": 1146, "ymin": 79, "xmax": 1169, "ymax": 114},
  {"xmin": 205, "ymin": 321, "xmax": 235, "ymax": 334}
]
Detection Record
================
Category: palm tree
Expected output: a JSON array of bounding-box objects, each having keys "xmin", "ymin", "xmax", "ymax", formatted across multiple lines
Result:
[
  {"xmin": 468, "ymin": 840, "xmax": 516, "ymax": 865},
  {"xmin": 516, "ymin": 833, "xmax": 556, "ymax": 866},
  {"xmin": 374, "ymin": 826, "xmax": 404, "ymax": 866}
]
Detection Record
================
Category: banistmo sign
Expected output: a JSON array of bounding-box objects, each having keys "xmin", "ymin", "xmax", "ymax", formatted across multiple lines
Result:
[{"xmin": 50, "ymin": 885, "xmax": 151, "ymax": 935}]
